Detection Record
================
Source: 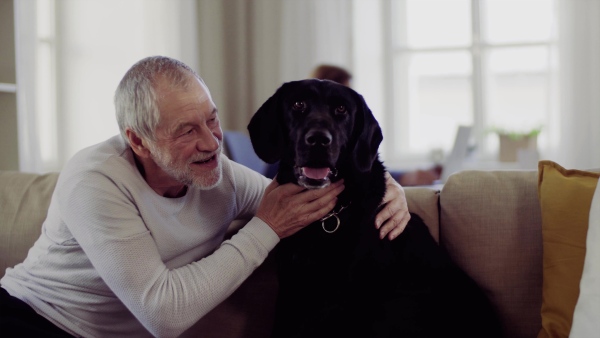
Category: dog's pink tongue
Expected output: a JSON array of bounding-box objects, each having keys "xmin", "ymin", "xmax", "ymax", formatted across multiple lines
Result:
[{"xmin": 302, "ymin": 167, "xmax": 330, "ymax": 180}]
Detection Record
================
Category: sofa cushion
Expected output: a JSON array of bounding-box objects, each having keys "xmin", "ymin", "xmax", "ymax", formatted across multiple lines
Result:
[
  {"xmin": 440, "ymin": 170, "xmax": 542, "ymax": 338},
  {"xmin": 537, "ymin": 161, "xmax": 599, "ymax": 338},
  {"xmin": 0, "ymin": 171, "xmax": 59, "ymax": 277},
  {"xmin": 570, "ymin": 180, "xmax": 600, "ymax": 336}
]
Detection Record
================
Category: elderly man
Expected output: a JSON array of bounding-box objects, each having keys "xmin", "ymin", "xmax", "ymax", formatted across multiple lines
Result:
[{"xmin": 0, "ymin": 56, "xmax": 410, "ymax": 337}]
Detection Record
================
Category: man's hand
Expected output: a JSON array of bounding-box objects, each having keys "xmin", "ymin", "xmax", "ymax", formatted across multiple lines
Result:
[
  {"xmin": 256, "ymin": 179, "xmax": 345, "ymax": 238},
  {"xmin": 375, "ymin": 172, "xmax": 411, "ymax": 240}
]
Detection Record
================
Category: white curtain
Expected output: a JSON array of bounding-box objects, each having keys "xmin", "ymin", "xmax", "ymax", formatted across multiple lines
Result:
[
  {"xmin": 279, "ymin": 0, "xmax": 353, "ymax": 83},
  {"xmin": 14, "ymin": 0, "xmax": 44, "ymax": 172},
  {"xmin": 557, "ymin": 0, "xmax": 600, "ymax": 169},
  {"xmin": 15, "ymin": 0, "xmax": 198, "ymax": 173},
  {"xmin": 196, "ymin": 0, "xmax": 353, "ymax": 132}
]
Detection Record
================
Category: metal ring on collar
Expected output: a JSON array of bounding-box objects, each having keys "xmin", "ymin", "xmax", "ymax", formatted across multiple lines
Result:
[{"xmin": 322, "ymin": 214, "xmax": 341, "ymax": 233}]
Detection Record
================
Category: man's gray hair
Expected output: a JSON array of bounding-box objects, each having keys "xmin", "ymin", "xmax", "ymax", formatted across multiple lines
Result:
[{"xmin": 114, "ymin": 56, "xmax": 204, "ymax": 144}]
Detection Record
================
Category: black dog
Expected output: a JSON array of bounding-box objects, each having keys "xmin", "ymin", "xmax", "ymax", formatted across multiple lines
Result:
[{"xmin": 248, "ymin": 79, "xmax": 501, "ymax": 338}]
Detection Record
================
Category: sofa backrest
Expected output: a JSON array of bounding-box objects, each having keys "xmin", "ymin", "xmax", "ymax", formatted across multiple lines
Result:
[
  {"xmin": 440, "ymin": 170, "xmax": 542, "ymax": 338},
  {"xmin": 1, "ymin": 169, "xmax": 543, "ymax": 338},
  {"xmin": 0, "ymin": 172, "xmax": 442, "ymax": 275},
  {"xmin": 0, "ymin": 171, "xmax": 59, "ymax": 277}
]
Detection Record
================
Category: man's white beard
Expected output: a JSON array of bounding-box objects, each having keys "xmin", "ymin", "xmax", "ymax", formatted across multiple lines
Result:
[{"xmin": 150, "ymin": 143, "xmax": 223, "ymax": 190}]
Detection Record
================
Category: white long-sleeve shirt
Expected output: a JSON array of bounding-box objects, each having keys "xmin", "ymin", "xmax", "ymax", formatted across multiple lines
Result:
[{"xmin": 1, "ymin": 135, "xmax": 279, "ymax": 338}]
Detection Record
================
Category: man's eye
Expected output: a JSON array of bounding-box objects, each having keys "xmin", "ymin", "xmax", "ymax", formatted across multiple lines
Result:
[
  {"xmin": 335, "ymin": 105, "xmax": 347, "ymax": 115},
  {"xmin": 292, "ymin": 101, "xmax": 307, "ymax": 112}
]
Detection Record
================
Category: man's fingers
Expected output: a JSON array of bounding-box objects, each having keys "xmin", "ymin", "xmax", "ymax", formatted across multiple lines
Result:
[
  {"xmin": 375, "ymin": 187, "xmax": 411, "ymax": 239},
  {"xmin": 308, "ymin": 180, "xmax": 344, "ymax": 201},
  {"xmin": 375, "ymin": 201, "xmax": 397, "ymax": 229},
  {"xmin": 257, "ymin": 179, "xmax": 345, "ymax": 239},
  {"xmin": 289, "ymin": 180, "xmax": 344, "ymax": 227},
  {"xmin": 302, "ymin": 195, "xmax": 339, "ymax": 225},
  {"xmin": 388, "ymin": 212, "xmax": 411, "ymax": 239},
  {"xmin": 379, "ymin": 211, "xmax": 411, "ymax": 240},
  {"xmin": 271, "ymin": 180, "xmax": 343, "ymax": 212},
  {"xmin": 300, "ymin": 180, "xmax": 344, "ymax": 215}
]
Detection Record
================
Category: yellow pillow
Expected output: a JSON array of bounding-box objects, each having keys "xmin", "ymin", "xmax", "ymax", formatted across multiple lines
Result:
[{"xmin": 537, "ymin": 160, "xmax": 599, "ymax": 338}]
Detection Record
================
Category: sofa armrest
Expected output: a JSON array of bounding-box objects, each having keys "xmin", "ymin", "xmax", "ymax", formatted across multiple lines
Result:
[
  {"xmin": 404, "ymin": 186, "xmax": 440, "ymax": 242},
  {"xmin": 0, "ymin": 171, "xmax": 59, "ymax": 277}
]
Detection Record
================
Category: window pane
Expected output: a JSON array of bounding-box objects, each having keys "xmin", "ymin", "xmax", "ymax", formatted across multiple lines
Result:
[
  {"xmin": 481, "ymin": 0, "xmax": 554, "ymax": 44},
  {"xmin": 397, "ymin": 0, "xmax": 471, "ymax": 49},
  {"xmin": 36, "ymin": 42, "xmax": 57, "ymax": 166},
  {"xmin": 483, "ymin": 47, "xmax": 550, "ymax": 153},
  {"xmin": 36, "ymin": 0, "xmax": 55, "ymax": 39},
  {"xmin": 393, "ymin": 51, "xmax": 473, "ymax": 155},
  {"xmin": 36, "ymin": 1, "xmax": 57, "ymax": 167}
]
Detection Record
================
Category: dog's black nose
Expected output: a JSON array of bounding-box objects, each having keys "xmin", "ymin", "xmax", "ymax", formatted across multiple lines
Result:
[{"xmin": 305, "ymin": 129, "xmax": 332, "ymax": 147}]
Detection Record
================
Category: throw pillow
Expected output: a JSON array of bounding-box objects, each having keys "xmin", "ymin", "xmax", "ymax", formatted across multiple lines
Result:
[
  {"xmin": 570, "ymin": 181, "xmax": 600, "ymax": 337},
  {"xmin": 537, "ymin": 160, "xmax": 599, "ymax": 338}
]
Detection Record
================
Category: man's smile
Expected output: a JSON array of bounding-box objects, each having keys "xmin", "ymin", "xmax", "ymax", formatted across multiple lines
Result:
[{"xmin": 191, "ymin": 154, "xmax": 219, "ymax": 169}]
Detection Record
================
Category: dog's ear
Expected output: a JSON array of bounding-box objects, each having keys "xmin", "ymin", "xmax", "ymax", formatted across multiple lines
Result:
[
  {"xmin": 351, "ymin": 93, "xmax": 383, "ymax": 172},
  {"xmin": 248, "ymin": 84, "xmax": 288, "ymax": 164}
]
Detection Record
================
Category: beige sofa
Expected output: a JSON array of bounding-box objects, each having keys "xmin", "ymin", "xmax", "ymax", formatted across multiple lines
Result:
[{"xmin": 0, "ymin": 169, "xmax": 543, "ymax": 338}]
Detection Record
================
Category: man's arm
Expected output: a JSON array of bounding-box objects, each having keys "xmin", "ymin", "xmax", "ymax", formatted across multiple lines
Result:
[{"xmin": 60, "ymin": 171, "xmax": 278, "ymax": 337}]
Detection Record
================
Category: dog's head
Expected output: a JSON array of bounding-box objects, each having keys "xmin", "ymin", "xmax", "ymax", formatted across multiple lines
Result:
[{"xmin": 248, "ymin": 79, "xmax": 383, "ymax": 189}]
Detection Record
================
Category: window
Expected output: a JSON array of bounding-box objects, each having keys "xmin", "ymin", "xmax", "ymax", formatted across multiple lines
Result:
[
  {"xmin": 353, "ymin": 0, "xmax": 558, "ymax": 168},
  {"xmin": 36, "ymin": 0, "xmax": 58, "ymax": 170},
  {"xmin": 16, "ymin": 0, "xmax": 198, "ymax": 173}
]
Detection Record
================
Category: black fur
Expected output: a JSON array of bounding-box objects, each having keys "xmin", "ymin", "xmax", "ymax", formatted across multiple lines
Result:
[{"xmin": 248, "ymin": 79, "xmax": 501, "ymax": 338}]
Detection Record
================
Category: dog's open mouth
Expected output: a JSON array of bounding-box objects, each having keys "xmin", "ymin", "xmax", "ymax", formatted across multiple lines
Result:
[{"xmin": 295, "ymin": 166, "xmax": 337, "ymax": 189}]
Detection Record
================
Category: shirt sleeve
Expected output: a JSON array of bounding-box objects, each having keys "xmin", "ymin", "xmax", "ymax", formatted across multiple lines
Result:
[
  {"xmin": 59, "ymin": 168, "xmax": 278, "ymax": 338},
  {"xmin": 228, "ymin": 158, "xmax": 272, "ymax": 221}
]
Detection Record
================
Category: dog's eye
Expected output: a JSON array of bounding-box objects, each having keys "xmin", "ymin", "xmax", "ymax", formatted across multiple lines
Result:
[
  {"xmin": 335, "ymin": 105, "xmax": 347, "ymax": 115},
  {"xmin": 292, "ymin": 101, "xmax": 306, "ymax": 112}
]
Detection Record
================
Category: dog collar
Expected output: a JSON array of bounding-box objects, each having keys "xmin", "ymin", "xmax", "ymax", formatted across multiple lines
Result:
[{"xmin": 320, "ymin": 202, "xmax": 351, "ymax": 234}]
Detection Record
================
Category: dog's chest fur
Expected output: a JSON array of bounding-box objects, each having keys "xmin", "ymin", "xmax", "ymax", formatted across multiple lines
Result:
[
  {"xmin": 276, "ymin": 156, "xmax": 387, "ymax": 257},
  {"xmin": 274, "ymin": 159, "xmax": 392, "ymax": 309}
]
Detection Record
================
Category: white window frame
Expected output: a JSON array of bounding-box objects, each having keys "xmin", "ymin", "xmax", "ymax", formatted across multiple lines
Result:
[{"xmin": 356, "ymin": 0, "xmax": 558, "ymax": 169}]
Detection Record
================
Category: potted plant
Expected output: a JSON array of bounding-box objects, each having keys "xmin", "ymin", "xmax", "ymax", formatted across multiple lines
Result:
[{"xmin": 489, "ymin": 127, "xmax": 542, "ymax": 162}]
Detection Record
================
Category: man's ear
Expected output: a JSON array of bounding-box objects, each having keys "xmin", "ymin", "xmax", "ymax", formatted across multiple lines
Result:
[{"xmin": 126, "ymin": 129, "xmax": 152, "ymax": 158}]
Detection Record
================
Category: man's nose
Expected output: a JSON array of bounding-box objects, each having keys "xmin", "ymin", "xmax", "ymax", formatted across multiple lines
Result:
[{"xmin": 196, "ymin": 128, "xmax": 220, "ymax": 152}]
